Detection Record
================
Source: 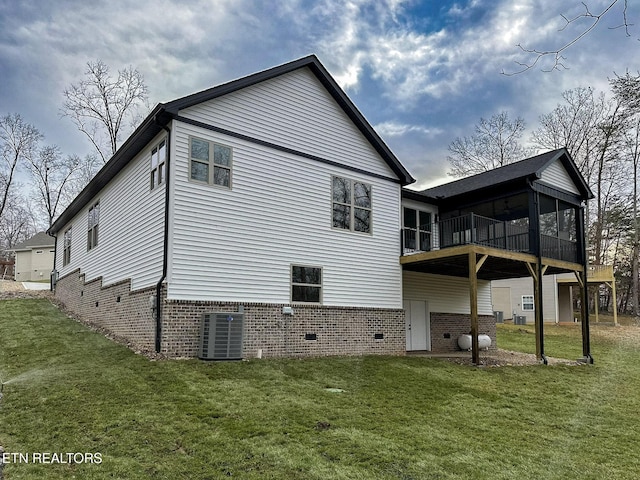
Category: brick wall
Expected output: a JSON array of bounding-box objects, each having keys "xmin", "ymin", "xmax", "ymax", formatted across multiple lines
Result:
[
  {"xmin": 55, "ymin": 271, "xmax": 406, "ymax": 359},
  {"xmin": 430, "ymin": 312, "xmax": 497, "ymax": 353},
  {"xmin": 162, "ymin": 300, "xmax": 406, "ymax": 358},
  {"xmin": 55, "ymin": 270, "xmax": 157, "ymax": 352}
]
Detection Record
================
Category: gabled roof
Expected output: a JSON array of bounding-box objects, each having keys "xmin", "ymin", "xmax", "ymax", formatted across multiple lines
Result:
[
  {"xmin": 416, "ymin": 148, "xmax": 593, "ymax": 202},
  {"xmin": 11, "ymin": 232, "xmax": 54, "ymax": 251},
  {"xmin": 49, "ymin": 55, "xmax": 414, "ymax": 235}
]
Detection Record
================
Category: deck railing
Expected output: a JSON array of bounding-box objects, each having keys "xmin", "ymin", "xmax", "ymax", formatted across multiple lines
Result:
[{"xmin": 401, "ymin": 213, "xmax": 578, "ymax": 263}]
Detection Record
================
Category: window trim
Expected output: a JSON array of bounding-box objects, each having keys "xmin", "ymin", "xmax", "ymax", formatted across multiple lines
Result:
[
  {"xmin": 331, "ymin": 175, "xmax": 372, "ymax": 234},
  {"xmin": 87, "ymin": 202, "xmax": 99, "ymax": 252},
  {"xmin": 522, "ymin": 295, "xmax": 534, "ymax": 311},
  {"xmin": 188, "ymin": 135, "xmax": 233, "ymax": 189},
  {"xmin": 290, "ymin": 264, "xmax": 323, "ymax": 304},
  {"xmin": 150, "ymin": 138, "xmax": 167, "ymax": 190},
  {"xmin": 63, "ymin": 227, "xmax": 72, "ymax": 266}
]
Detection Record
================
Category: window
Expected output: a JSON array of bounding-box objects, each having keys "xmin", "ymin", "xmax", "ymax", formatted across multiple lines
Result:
[
  {"xmin": 63, "ymin": 228, "xmax": 72, "ymax": 266},
  {"xmin": 403, "ymin": 208, "xmax": 432, "ymax": 252},
  {"xmin": 87, "ymin": 202, "xmax": 99, "ymax": 251},
  {"xmin": 332, "ymin": 176, "xmax": 372, "ymax": 233},
  {"xmin": 150, "ymin": 139, "xmax": 166, "ymax": 189},
  {"xmin": 522, "ymin": 295, "xmax": 534, "ymax": 311},
  {"xmin": 189, "ymin": 136, "xmax": 232, "ymax": 188},
  {"xmin": 291, "ymin": 265, "xmax": 322, "ymax": 303}
]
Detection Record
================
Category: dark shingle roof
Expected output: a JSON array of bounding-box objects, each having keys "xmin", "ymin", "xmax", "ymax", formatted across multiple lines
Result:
[
  {"xmin": 49, "ymin": 55, "xmax": 414, "ymax": 235},
  {"xmin": 11, "ymin": 232, "xmax": 54, "ymax": 251},
  {"xmin": 420, "ymin": 148, "xmax": 592, "ymax": 201}
]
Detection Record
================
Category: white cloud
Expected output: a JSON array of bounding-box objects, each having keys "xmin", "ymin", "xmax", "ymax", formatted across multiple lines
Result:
[{"xmin": 375, "ymin": 121, "xmax": 442, "ymax": 138}]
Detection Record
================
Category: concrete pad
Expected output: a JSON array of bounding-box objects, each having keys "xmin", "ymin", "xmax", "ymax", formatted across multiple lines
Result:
[{"xmin": 22, "ymin": 282, "xmax": 51, "ymax": 291}]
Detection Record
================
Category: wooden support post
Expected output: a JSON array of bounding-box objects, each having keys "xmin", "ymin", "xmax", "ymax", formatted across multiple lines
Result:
[
  {"xmin": 606, "ymin": 281, "xmax": 619, "ymax": 326},
  {"xmin": 612, "ymin": 281, "xmax": 618, "ymax": 326},
  {"xmin": 532, "ymin": 261, "xmax": 547, "ymax": 364},
  {"xmin": 468, "ymin": 251, "xmax": 480, "ymax": 365},
  {"xmin": 580, "ymin": 267, "xmax": 593, "ymax": 363}
]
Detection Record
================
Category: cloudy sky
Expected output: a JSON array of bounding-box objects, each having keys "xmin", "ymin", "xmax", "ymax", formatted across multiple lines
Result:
[{"xmin": 1, "ymin": 0, "xmax": 639, "ymax": 189}]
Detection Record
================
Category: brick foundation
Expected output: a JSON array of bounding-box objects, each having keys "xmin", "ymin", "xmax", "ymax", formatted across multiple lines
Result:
[
  {"xmin": 55, "ymin": 270, "xmax": 158, "ymax": 351},
  {"xmin": 430, "ymin": 312, "xmax": 497, "ymax": 353},
  {"xmin": 55, "ymin": 271, "xmax": 406, "ymax": 359},
  {"xmin": 162, "ymin": 300, "xmax": 406, "ymax": 358}
]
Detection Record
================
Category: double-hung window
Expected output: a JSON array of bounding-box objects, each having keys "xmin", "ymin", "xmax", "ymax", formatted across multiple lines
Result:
[
  {"xmin": 150, "ymin": 139, "xmax": 166, "ymax": 189},
  {"xmin": 332, "ymin": 176, "xmax": 372, "ymax": 233},
  {"xmin": 87, "ymin": 202, "xmax": 99, "ymax": 251},
  {"xmin": 291, "ymin": 265, "xmax": 322, "ymax": 304},
  {"xmin": 522, "ymin": 295, "xmax": 534, "ymax": 311},
  {"xmin": 189, "ymin": 136, "xmax": 232, "ymax": 188},
  {"xmin": 63, "ymin": 227, "xmax": 72, "ymax": 266}
]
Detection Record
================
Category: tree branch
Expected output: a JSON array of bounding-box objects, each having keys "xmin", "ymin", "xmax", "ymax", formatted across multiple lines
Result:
[{"xmin": 503, "ymin": 0, "xmax": 629, "ymax": 75}]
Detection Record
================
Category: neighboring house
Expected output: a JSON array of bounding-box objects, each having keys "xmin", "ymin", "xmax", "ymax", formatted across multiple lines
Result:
[
  {"xmin": 47, "ymin": 55, "xmax": 595, "ymax": 363},
  {"xmin": 492, "ymin": 265, "xmax": 616, "ymax": 324},
  {"xmin": 11, "ymin": 232, "xmax": 55, "ymax": 282}
]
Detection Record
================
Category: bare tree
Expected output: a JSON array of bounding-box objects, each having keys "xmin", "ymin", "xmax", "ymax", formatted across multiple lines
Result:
[
  {"xmin": 0, "ymin": 114, "xmax": 42, "ymax": 222},
  {"xmin": 63, "ymin": 153, "xmax": 102, "ymax": 204},
  {"xmin": 504, "ymin": 0, "xmax": 631, "ymax": 75},
  {"xmin": 25, "ymin": 145, "xmax": 82, "ymax": 228},
  {"xmin": 447, "ymin": 112, "xmax": 531, "ymax": 177},
  {"xmin": 62, "ymin": 60, "xmax": 149, "ymax": 163},
  {"xmin": 530, "ymin": 87, "xmax": 607, "ymax": 185},
  {"xmin": 611, "ymin": 72, "xmax": 640, "ymax": 316},
  {"xmin": 0, "ymin": 191, "xmax": 36, "ymax": 250}
]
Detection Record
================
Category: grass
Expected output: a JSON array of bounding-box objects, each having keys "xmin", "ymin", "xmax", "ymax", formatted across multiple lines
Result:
[{"xmin": 2, "ymin": 299, "xmax": 640, "ymax": 479}]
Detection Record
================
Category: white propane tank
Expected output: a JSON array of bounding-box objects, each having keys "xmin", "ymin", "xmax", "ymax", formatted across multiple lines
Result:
[{"xmin": 458, "ymin": 334, "xmax": 492, "ymax": 351}]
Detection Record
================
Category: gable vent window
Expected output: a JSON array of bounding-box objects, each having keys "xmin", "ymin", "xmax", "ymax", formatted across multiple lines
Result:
[
  {"xmin": 87, "ymin": 202, "xmax": 99, "ymax": 251},
  {"xmin": 189, "ymin": 136, "xmax": 232, "ymax": 188},
  {"xmin": 150, "ymin": 139, "xmax": 166, "ymax": 189},
  {"xmin": 291, "ymin": 265, "xmax": 322, "ymax": 304},
  {"xmin": 332, "ymin": 176, "xmax": 372, "ymax": 234}
]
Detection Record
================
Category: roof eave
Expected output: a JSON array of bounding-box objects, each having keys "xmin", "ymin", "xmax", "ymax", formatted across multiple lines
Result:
[{"xmin": 49, "ymin": 104, "xmax": 171, "ymax": 235}]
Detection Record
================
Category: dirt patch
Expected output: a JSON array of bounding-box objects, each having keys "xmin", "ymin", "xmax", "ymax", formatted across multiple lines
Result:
[{"xmin": 439, "ymin": 349, "xmax": 582, "ymax": 367}]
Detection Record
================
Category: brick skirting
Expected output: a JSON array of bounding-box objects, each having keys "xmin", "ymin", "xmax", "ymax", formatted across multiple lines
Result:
[
  {"xmin": 55, "ymin": 270, "xmax": 158, "ymax": 352},
  {"xmin": 55, "ymin": 271, "xmax": 406, "ymax": 359},
  {"xmin": 430, "ymin": 312, "xmax": 497, "ymax": 353}
]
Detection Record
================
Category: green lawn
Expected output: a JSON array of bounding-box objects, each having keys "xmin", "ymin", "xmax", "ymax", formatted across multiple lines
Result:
[{"xmin": 1, "ymin": 298, "xmax": 640, "ymax": 479}]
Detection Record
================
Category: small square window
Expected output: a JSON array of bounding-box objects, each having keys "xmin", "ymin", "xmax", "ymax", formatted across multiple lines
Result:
[
  {"xmin": 189, "ymin": 136, "xmax": 233, "ymax": 188},
  {"xmin": 291, "ymin": 265, "xmax": 322, "ymax": 304}
]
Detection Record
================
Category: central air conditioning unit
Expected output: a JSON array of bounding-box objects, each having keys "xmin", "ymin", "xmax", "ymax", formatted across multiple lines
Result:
[{"xmin": 199, "ymin": 312, "xmax": 244, "ymax": 360}]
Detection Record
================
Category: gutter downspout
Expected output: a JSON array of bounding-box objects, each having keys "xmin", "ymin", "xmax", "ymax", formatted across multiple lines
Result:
[
  {"xmin": 48, "ymin": 230, "xmax": 57, "ymax": 292},
  {"xmin": 155, "ymin": 119, "xmax": 171, "ymax": 353}
]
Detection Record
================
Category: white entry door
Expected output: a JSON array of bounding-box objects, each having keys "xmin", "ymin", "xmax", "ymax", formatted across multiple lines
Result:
[{"xmin": 404, "ymin": 300, "xmax": 430, "ymax": 351}]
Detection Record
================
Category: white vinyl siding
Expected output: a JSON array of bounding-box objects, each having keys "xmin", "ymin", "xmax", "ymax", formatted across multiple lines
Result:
[
  {"xmin": 403, "ymin": 271, "xmax": 493, "ymax": 316},
  {"xmin": 55, "ymin": 133, "xmax": 166, "ymax": 290},
  {"xmin": 179, "ymin": 67, "xmax": 397, "ymax": 179},
  {"xmin": 167, "ymin": 121, "xmax": 402, "ymax": 308},
  {"xmin": 539, "ymin": 160, "xmax": 580, "ymax": 194}
]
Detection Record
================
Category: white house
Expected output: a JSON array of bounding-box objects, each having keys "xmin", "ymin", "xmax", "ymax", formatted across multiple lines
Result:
[
  {"xmin": 48, "ymin": 55, "xmax": 595, "ymax": 363},
  {"xmin": 11, "ymin": 232, "xmax": 55, "ymax": 282}
]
